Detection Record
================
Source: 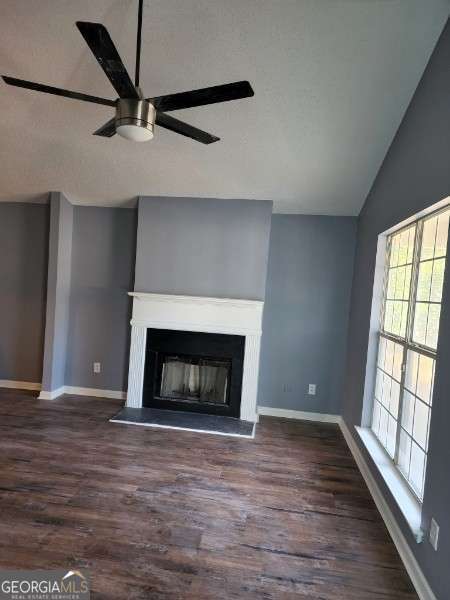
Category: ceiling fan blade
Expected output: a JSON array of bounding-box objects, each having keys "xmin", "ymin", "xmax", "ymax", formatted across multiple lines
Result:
[
  {"xmin": 93, "ymin": 117, "xmax": 116, "ymax": 137},
  {"xmin": 149, "ymin": 81, "xmax": 254, "ymax": 112},
  {"xmin": 76, "ymin": 21, "xmax": 139, "ymax": 99},
  {"xmin": 155, "ymin": 112, "xmax": 219, "ymax": 144},
  {"xmin": 2, "ymin": 76, "xmax": 116, "ymax": 106}
]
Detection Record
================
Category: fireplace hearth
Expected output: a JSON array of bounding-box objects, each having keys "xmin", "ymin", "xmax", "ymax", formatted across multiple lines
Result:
[{"xmin": 143, "ymin": 329, "xmax": 245, "ymax": 417}]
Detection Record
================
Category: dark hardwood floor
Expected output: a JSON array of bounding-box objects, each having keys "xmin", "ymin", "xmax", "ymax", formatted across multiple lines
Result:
[{"xmin": 0, "ymin": 389, "xmax": 417, "ymax": 599}]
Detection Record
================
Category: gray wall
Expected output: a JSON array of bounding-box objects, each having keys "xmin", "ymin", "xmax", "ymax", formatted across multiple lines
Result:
[
  {"xmin": 0, "ymin": 201, "xmax": 49, "ymax": 382},
  {"xmin": 343, "ymin": 20, "xmax": 450, "ymax": 599},
  {"xmin": 135, "ymin": 196, "xmax": 273, "ymax": 300},
  {"xmin": 65, "ymin": 206, "xmax": 136, "ymax": 391},
  {"xmin": 41, "ymin": 192, "xmax": 73, "ymax": 392},
  {"xmin": 259, "ymin": 215, "xmax": 356, "ymax": 414}
]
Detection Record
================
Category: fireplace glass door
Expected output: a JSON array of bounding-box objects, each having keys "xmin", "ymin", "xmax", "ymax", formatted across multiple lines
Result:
[
  {"xmin": 143, "ymin": 329, "xmax": 245, "ymax": 417},
  {"xmin": 159, "ymin": 355, "xmax": 230, "ymax": 405}
]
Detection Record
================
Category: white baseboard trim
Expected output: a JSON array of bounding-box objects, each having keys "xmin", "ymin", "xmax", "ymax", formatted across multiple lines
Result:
[
  {"xmin": 38, "ymin": 386, "xmax": 126, "ymax": 401},
  {"xmin": 39, "ymin": 386, "xmax": 64, "ymax": 400},
  {"xmin": 0, "ymin": 380, "xmax": 41, "ymax": 391},
  {"xmin": 257, "ymin": 406, "xmax": 341, "ymax": 423},
  {"xmin": 339, "ymin": 420, "xmax": 436, "ymax": 600},
  {"xmin": 64, "ymin": 386, "xmax": 126, "ymax": 400},
  {"xmin": 38, "ymin": 387, "xmax": 65, "ymax": 400}
]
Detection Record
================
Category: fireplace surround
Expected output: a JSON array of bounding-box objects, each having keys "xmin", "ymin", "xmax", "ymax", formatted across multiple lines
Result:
[
  {"xmin": 143, "ymin": 329, "xmax": 245, "ymax": 417},
  {"xmin": 126, "ymin": 293, "xmax": 264, "ymax": 422}
]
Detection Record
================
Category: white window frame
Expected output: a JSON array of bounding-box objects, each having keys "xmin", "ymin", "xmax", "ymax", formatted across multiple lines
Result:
[{"xmin": 371, "ymin": 204, "xmax": 449, "ymax": 503}]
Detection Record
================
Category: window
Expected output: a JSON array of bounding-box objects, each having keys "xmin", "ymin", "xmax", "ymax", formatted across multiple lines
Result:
[{"xmin": 371, "ymin": 206, "xmax": 449, "ymax": 501}]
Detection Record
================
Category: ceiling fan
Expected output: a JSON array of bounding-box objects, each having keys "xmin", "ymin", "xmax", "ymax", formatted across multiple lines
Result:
[{"xmin": 2, "ymin": 0, "xmax": 254, "ymax": 143}]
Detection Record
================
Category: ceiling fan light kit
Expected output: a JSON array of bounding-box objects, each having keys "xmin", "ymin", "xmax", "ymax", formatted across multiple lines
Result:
[
  {"xmin": 1, "ymin": 0, "xmax": 254, "ymax": 145},
  {"xmin": 116, "ymin": 98, "xmax": 155, "ymax": 142}
]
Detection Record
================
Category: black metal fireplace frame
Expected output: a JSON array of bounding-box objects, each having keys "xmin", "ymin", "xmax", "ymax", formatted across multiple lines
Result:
[
  {"xmin": 155, "ymin": 351, "xmax": 232, "ymax": 405},
  {"xmin": 142, "ymin": 329, "xmax": 245, "ymax": 417}
]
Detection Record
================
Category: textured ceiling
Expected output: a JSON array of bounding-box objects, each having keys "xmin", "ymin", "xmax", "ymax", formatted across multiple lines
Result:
[{"xmin": 0, "ymin": 0, "xmax": 448, "ymax": 214}]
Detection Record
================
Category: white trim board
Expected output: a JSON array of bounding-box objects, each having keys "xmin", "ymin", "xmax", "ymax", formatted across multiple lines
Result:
[
  {"xmin": 0, "ymin": 380, "xmax": 41, "ymax": 391},
  {"xmin": 258, "ymin": 406, "xmax": 341, "ymax": 423},
  {"xmin": 64, "ymin": 386, "xmax": 126, "ymax": 400},
  {"xmin": 339, "ymin": 421, "xmax": 436, "ymax": 600},
  {"xmin": 356, "ymin": 426, "xmax": 423, "ymax": 541},
  {"xmin": 38, "ymin": 386, "xmax": 126, "ymax": 401},
  {"xmin": 38, "ymin": 387, "xmax": 65, "ymax": 400}
]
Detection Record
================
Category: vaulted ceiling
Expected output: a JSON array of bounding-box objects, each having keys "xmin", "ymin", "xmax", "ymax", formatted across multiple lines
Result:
[{"xmin": 0, "ymin": 0, "xmax": 448, "ymax": 214}]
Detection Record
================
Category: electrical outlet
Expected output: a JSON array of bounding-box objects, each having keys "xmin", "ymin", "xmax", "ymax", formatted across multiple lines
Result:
[
  {"xmin": 93, "ymin": 362, "xmax": 101, "ymax": 374},
  {"xmin": 308, "ymin": 384, "xmax": 316, "ymax": 395},
  {"xmin": 429, "ymin": 518, "xmax": 439, "ymax": 551}
]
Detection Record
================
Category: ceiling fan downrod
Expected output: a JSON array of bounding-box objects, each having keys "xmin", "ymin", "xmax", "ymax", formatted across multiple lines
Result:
[{"xmin": 135, "ymin": 0, "xmax": 144, "ymax": 89}]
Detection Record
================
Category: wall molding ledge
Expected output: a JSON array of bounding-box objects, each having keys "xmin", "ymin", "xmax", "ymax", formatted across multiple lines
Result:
[
  {"xmin": 257, "ymin": 406, "xmax": 341, "ymax": 423},
  {"xmin": 339, "ymin": 420, "xmax": 437, "ymax": 600},
  {"xmin": 38, "ymin": 386, "xmax": 126, "ymax": 401},
  {"xmin": 0, "ymin": 380, "xmax": 41, "ymax": 391}
]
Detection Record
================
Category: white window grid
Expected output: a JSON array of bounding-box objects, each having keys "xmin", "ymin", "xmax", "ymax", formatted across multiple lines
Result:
[{"xmin": 371, "ymin": 205, "xmax": 449, "ymax": 502}]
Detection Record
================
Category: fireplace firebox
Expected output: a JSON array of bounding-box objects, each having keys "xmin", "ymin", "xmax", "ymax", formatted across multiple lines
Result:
[{"xmin": 142, "ymin": 329, "xmax": 245, "ymax": 417}]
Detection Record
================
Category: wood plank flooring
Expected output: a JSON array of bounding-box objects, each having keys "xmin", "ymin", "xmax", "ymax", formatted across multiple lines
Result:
[{"xmin": 0, "ymin": 389, "xmax": 418, "ymax": 599}]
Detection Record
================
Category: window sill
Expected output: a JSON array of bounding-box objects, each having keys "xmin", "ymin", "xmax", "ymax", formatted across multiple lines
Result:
[{"xmin": 355, "ymin": 427, "xmax": 424, "ymax": 543}]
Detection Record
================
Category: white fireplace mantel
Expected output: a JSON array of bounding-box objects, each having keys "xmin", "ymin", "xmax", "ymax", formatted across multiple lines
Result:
[{"xmin": 126, "ymin": 292, "xmax": 264, "ymax": 422}]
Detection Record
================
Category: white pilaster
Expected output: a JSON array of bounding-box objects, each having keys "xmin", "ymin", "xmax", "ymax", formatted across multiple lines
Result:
[
  {"xmin": 126, "ymin": 325, "xmax": 147, "ymax": 408},
  {"xmin": 240, "ymin": 334, "xmax": 261, "ymax": 422}
]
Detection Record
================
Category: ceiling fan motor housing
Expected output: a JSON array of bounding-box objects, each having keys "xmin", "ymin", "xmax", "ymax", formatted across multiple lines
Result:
[{"xmin": 115, "ymin": 98, "xmax": 155, "ymax": 141}]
